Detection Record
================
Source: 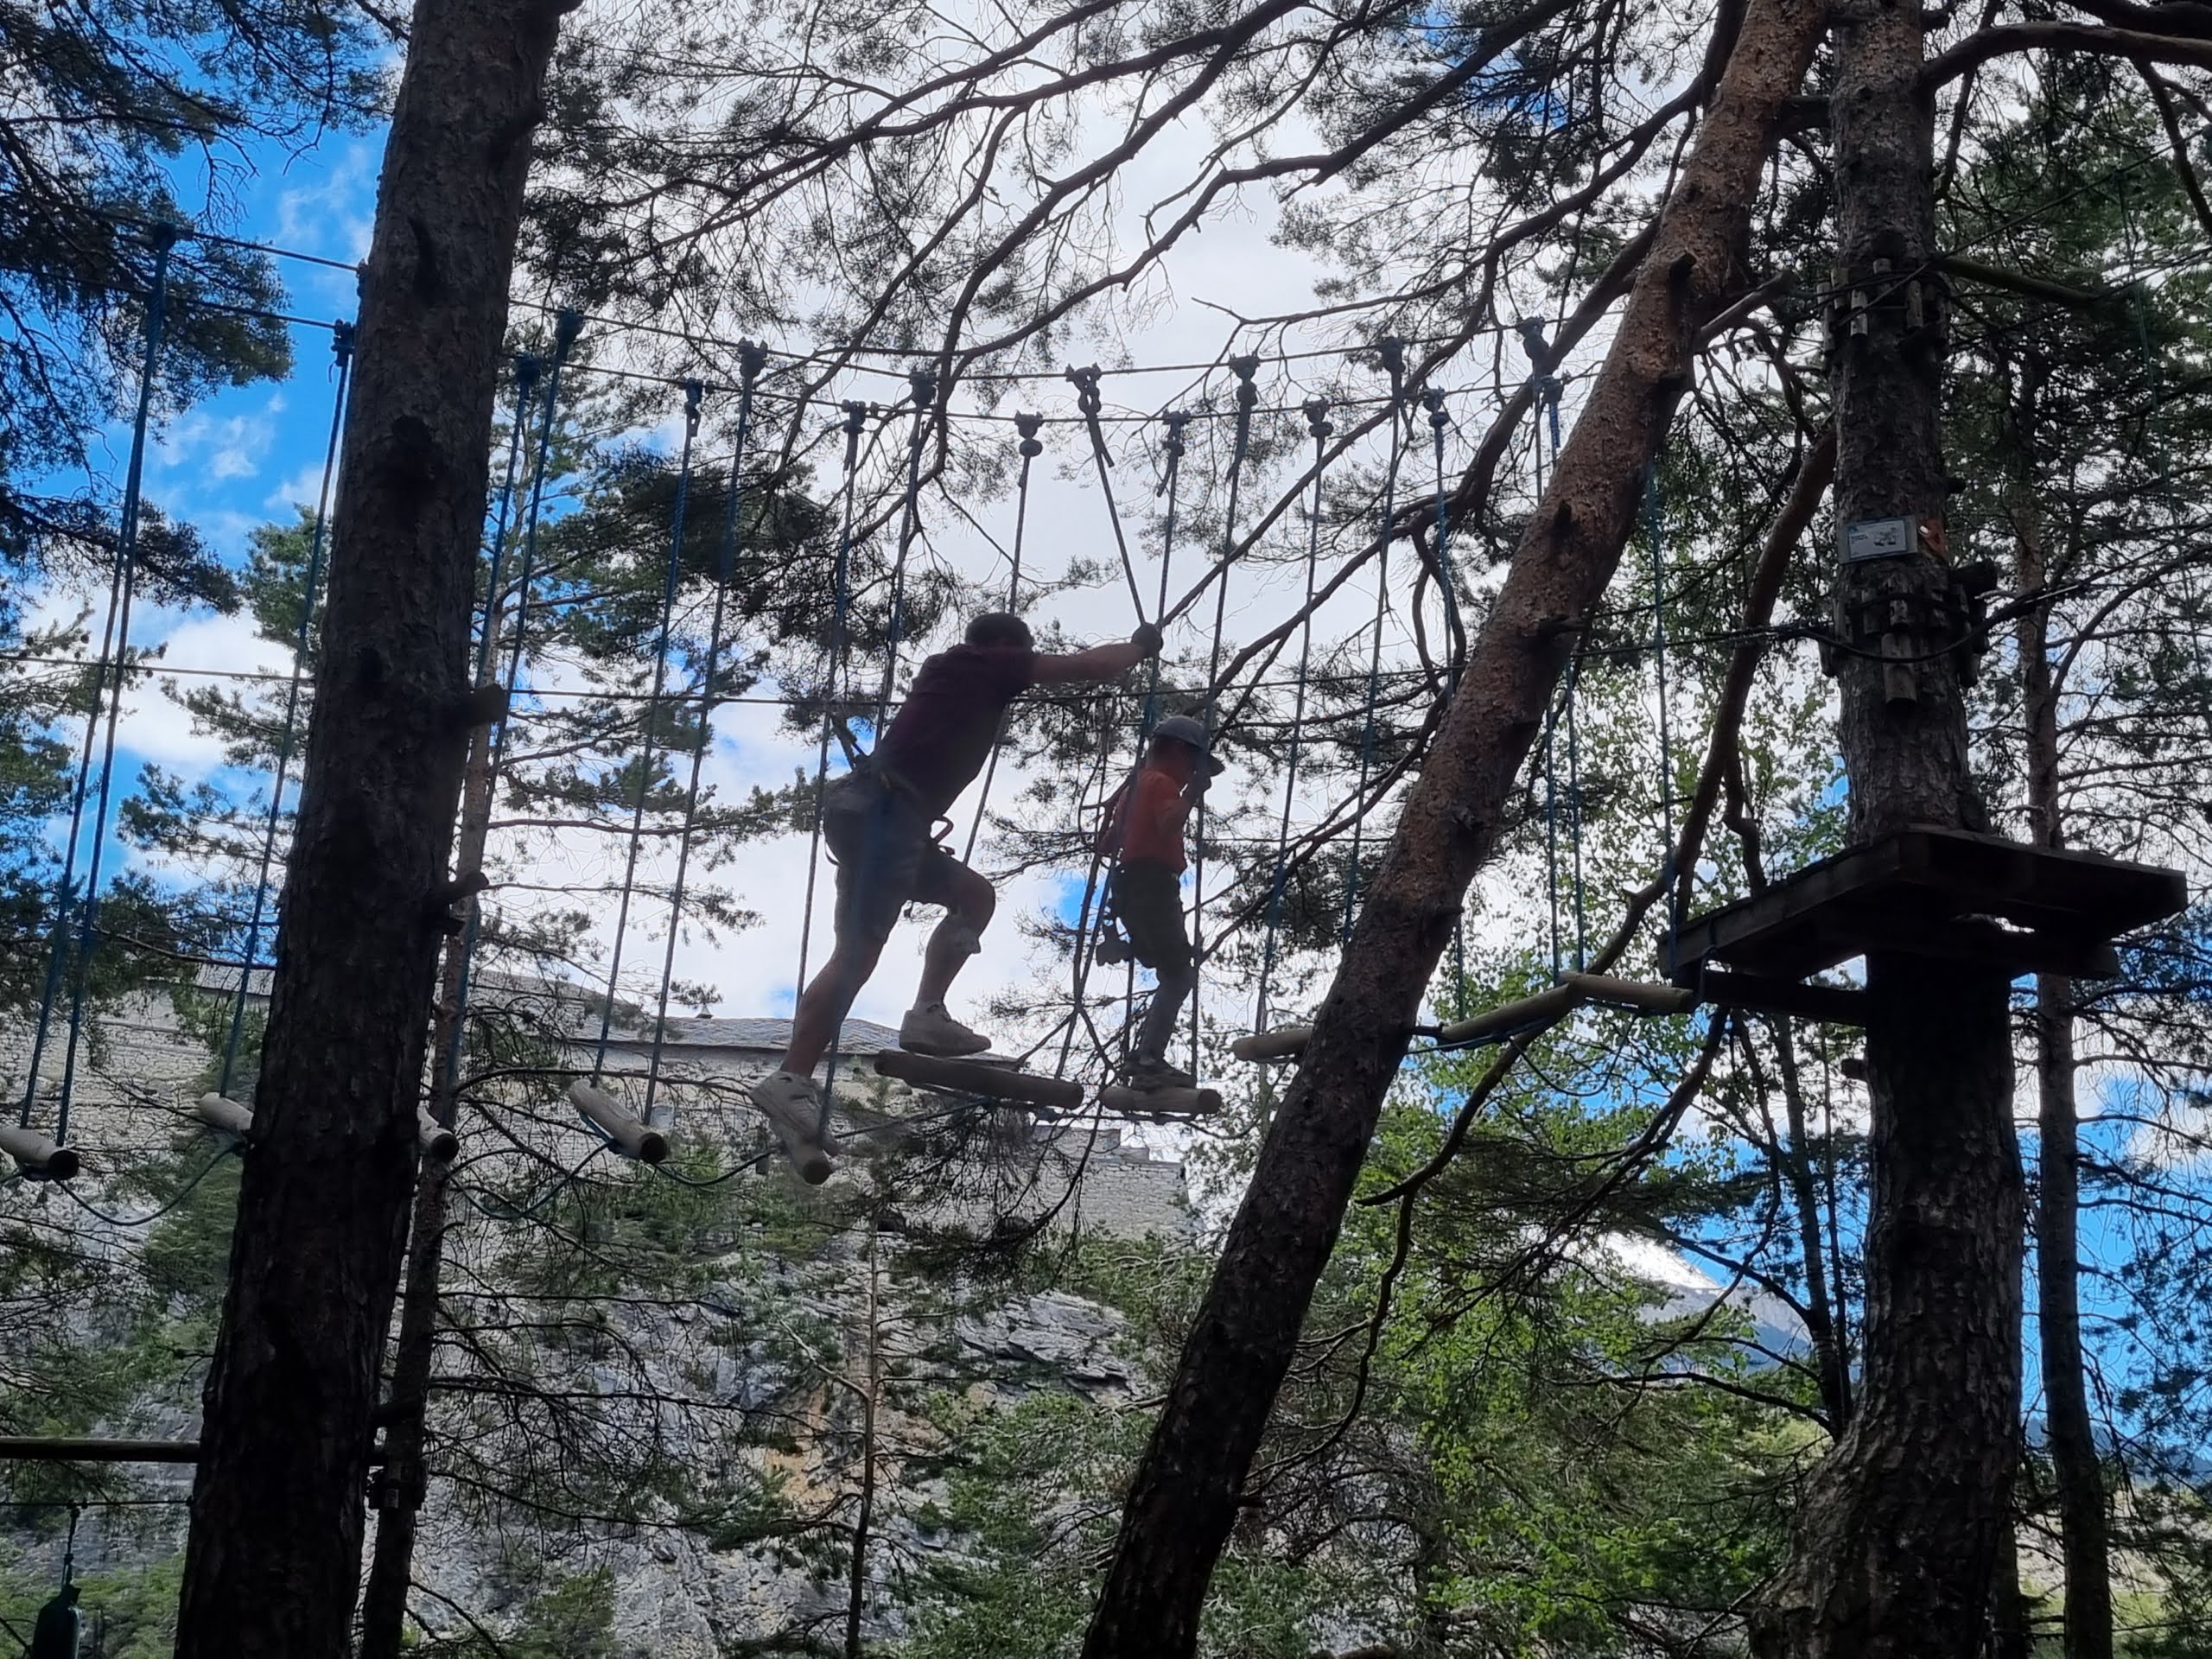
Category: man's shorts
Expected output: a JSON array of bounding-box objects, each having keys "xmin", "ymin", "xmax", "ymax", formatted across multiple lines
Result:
[
  {"xmin": 1113, "ymin": 858, "xmax": 1192, "ymax": 974},
  {"xmin": 821, "ymin": 772, "xmax": 964, "ymax": 952}
]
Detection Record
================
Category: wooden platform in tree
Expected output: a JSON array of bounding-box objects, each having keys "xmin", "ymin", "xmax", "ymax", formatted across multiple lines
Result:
[{"xmin": 1670, "ymin": 827, "xmax": 2187, "ymax": 1014}]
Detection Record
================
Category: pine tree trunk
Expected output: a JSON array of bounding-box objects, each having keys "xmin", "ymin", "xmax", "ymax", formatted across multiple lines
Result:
[
  {"xmin": 1077, "ymin": 0, "xmax": 1826, "ymax": 1648},
  {"xmin": 2015, "ymin": 454, "xmax": 2113, "ymax": 1659},
  {"xmin": 1746, "ymin": 2, "xmax": 2025, "ymax": 1652},
  {"xmin": 172, "ymin": 8, "xmax": 570, "ymax": 1656}
]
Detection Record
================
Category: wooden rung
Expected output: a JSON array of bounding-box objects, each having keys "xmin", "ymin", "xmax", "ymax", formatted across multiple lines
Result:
[
  {"xmin": 569, "ymin": 1080, "xmax": 670, "ymax": 1163},
  {"xmin": 0, "ymin": 1125, "xmax": 79, "ymax": 1181},
  {"xmin": 874, "ymin": 1050, "xmax": 1086, "ymax": 1111},
  {"xmin": 1232, "ymin": 1027, "xmax": 1311, "ymax": 1063},
  {"xmin": 1434, "ymin": 982, "xmax": 1580, "ymax": 1047},
  {"xmin": 1560, "ymin": 971, "xmax": 1698, "ymax": 1014},
  {"xmin": 418, "ymin": 1109, "xmax": 459, "ymax": 1164},
  {"xmin": 1098, "ymin": 1084, "xmax": 1224, "ymax": 1118},
  {"xmin": 194, "ymin": 1092, "xmax": 254, "ymax": 1135}
]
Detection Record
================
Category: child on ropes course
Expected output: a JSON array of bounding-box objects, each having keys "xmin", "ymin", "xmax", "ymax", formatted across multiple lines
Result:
[
  {"xmin": 751, "ymin": 612, "xmax": 1161, "ymax": 1135},
  {"xmin": 1096, "ymin": 713, "xmax": 1223, "ymax": 1090}
]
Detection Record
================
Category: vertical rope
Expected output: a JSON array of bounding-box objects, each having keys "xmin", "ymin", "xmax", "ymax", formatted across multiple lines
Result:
[
  {"xmin": 1647, "ymin": 458, "xmax": 1676, "ymax": 957},
  {"xmin": 217, "ymin": 321, "xmax": 356, "ymax": 1100},
  {"xmin": 1566, "ymin": 654, "xmax": 1586, "ymax": 973},
  {"xmin": 1066, "ymin": 365, "xmax": 1151, "ymax": 623},
  {"xmin": 1252, "ymin": 397, "xmax": 1332, "ymax": 1039},
  {"xmin": 644, "ymin": 343, "xmax": 767, "ymax": 1122},
  {"xmin": 1541, "ymin": 690, "xmax": 1562, "ymax": 982},
  {"xmin": 870, "ymin": 369, "xmax": 938, "ymax": 738},
  {"xmin": 592, "ymin": 379, "xmax": 704, "ymax": 1080},
  {"xmin": 1341, "ymin": 336, "xmax": 1408, "ymax": 945},
  {"xmin": 50, "ymin": 227, "xmax": 176, "ymax": 1146},
  {"xmin": 1189, "ymin": 356, "xmax": 1261, "ymax": 1075},
  {"xmin": 15, "ymin": 238, "xmax": 172, "ymax": 1132},
  {"xmin": 1113, "ymin": 410, "xmax": 1192, "ymax": 1071},
  {"xmin": 791, "ymin": 401, "xmax": 872, "ymax": 1040},
  {"xmin": 439, "ymin": 315, "xmax": 582, "ymax": 1111},
  {"xmin": 1424, "ymin": 385, "xmax": 1467, "ymax": 1012},
  {"xmin": 430, "ymin": 352, "xmax": 547, "ymax": 1108},
  {"xmin": 960, "ymin": 411, "xmax": 1045, "ymax": 869}
]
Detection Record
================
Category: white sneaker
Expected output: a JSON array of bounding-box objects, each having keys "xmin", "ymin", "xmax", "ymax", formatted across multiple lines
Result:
[
  {"xmin": 899, "ymin": 1002, "xmax": 992, "ymax": 1058},
  {"xmin": 747, "ymin": 1070, "xmax": 835, "ymax": 1185}
]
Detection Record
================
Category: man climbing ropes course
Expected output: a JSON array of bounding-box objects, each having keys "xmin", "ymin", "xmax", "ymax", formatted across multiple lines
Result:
[{"xmin": 749, "ymin": 611, "xmax": 1162, "ymax": 1136}]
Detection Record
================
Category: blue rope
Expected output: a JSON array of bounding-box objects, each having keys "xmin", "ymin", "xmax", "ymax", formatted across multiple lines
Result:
[
  {"xmin": 1253, "ymin": 398, "xmax": 1332, "ymax": 1039},
  {"xmin": 592, "ymin": 379, "xmax": 705, "ymax": 1081},
  {"xmin": 643, "ymin": 344, "xmax": 768, "ymax": 1123},
  {"xmin": 49, "ymin": 229, "xmax": 175, "ymax": 1146},
  {"xmin": 1342, "ymin": 337, "xmax": 1408, "ymax": 945},
  {"xmin": 217, "ymin": 321, "xmax": 354, "ymax": 1100}
]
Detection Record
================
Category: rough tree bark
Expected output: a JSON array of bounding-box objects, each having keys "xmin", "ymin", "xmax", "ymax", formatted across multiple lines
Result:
[
  {"xmin": 173, "ymin": 7, "xmax": 573, "ymax": 1656},
  {"xmin": 1747, "ymin": 0, "xmax": 2026, "ymax": 1651},
  {"xmin": 1077, "ymin": 0, "xmax": 1827, "ymax": 1648},
  {"xmin": 2012, "ymin": 397, "xmax": 2113, "ymax": 1659}
]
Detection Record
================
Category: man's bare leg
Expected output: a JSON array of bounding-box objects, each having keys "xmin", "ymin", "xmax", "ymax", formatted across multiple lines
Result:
[
  {"xmin": 779, "ymin": 941, "xmax": 880, "ymax": 1080},
  {"xmin": 915, "ymin": 863, "xmax": 996, "ymax": 1010}
]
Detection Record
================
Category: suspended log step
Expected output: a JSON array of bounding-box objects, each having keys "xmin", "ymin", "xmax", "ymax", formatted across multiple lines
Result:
[
  {"xmin": 0, "ymin": 1125, "xmax": 79, "ymax": 1181},
  {"xmin": 1235, "ymin": 972, "xmax": 1694, "ymax": 1065},
  {"xmin": 569, "ymin": 1080, "xmax": 670, "ymax": 1163},
  {"xmin": 1097, "ymin": 1084, "xmax": 1224, "ymax": 1119},
  {"xmin": 1435, "ymin": 981, "xmax": 1580, "ymax": 1047},
  {"xmin": 418, "ymin": 1109, "xmax": 460, "ymax": 1164},
  {"xmin": 874, "ymin": 1050, "xmax": 1086, "ymax": 1112},
  {"xmin": 1231, "ymin": 1027, "xmax": 1310, "ymax": 1063},
  {"xmin": 194, "ymin": 1092, "xmax": 254, "ymax": 1135}
]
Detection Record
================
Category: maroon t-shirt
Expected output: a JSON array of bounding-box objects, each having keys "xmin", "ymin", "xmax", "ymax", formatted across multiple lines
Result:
[{"xmin": 874, "ymin": 645, "xmax": 1037, "ymax": 815}]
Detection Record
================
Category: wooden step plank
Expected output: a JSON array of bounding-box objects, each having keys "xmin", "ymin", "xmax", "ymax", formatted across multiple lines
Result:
[{"xmin": 874, "ymin": 1050, "xmax": 1085, "ymax": 1111}]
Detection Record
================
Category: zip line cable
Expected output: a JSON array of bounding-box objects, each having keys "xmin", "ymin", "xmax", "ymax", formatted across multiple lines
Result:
[
  {"xmin": 216, "ymin": 321, "xmax": 354, "ymax": 1101},
  {"xmin": 1342, "ymin": 338, "xmax": 1408, "ymax": 944},
  {"xmin": 644, "ymin": 341, "xmax": 770, "ymax": 1124},
  {"xmin": 1253, "ymin": 397, "xmax": 1333, "ymax": 1041},
  {"xmin": 592, "ymin": 378, "xmax": 704, "ymax": 1083}
]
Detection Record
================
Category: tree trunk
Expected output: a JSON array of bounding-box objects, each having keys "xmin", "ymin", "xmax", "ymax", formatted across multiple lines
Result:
[
  {"xmin": 1747, "ymin": 0, "xmax": 2025, "ymax": 1652},
  {"xmin": 1077, "ymin": 0, "xmax": 1827, "ymax": 1648},
  {"xmin": 173, "ymin": 8, "xmax": 570, "ymax": 1656},
  {"xmin": 2014, "ymin": 433, "xmax": 2113, "ymax": 1659}
]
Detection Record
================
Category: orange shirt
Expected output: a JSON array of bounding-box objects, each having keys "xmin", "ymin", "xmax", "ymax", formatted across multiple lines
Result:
[{"xmin": 1116, "ymin": 764, "xmax": 1189, "ymax": 872}]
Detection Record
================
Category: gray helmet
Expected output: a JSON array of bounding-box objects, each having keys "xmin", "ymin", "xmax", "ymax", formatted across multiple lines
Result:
[{"xmin": 1153, "ymin": 714, "xmax": 1225, "ymax": 774}]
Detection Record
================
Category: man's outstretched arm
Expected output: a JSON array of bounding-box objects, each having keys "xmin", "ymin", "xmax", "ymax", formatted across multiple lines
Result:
[{"xmin": 1032, "ymin": 625, "xmax": 1160, "ymax": 684}]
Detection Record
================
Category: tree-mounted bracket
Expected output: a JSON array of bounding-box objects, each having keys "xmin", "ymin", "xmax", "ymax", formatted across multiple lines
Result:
[
  {"xmin": 1818, "ymin": 557, "xmax": 1999, "ymax": 696},
  {"xmin": 1669, "ymin": 827, "xmax": 2187, "ymax": 1022},
  {"xmin": 1823, "ymin": 257, "xmax": 1949, "ymax": 354}
]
